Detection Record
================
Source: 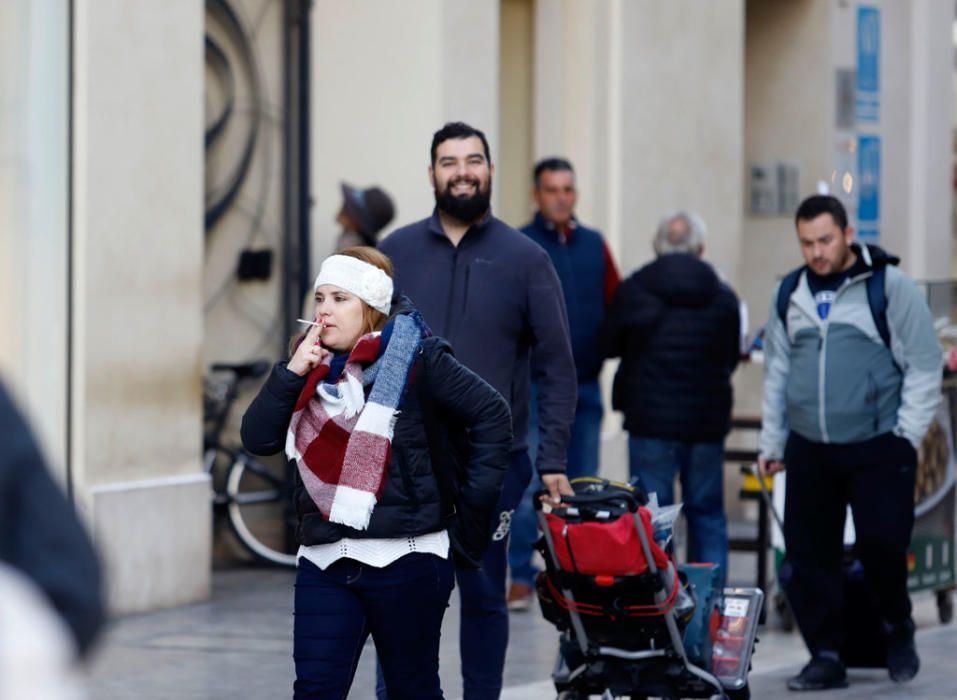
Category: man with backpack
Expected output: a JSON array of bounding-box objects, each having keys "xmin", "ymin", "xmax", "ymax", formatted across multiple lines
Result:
[{"xmin": 758, "ymin": 195, "xmax": 942, "ymax": 691}]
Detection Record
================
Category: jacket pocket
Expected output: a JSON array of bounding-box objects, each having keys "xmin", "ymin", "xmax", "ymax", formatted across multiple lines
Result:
[{"xmin": 391, "ymin": 444, "xmax": 420, "ymax": 506}]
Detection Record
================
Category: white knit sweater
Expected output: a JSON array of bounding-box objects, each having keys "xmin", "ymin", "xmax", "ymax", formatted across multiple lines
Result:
[{"xmin": 297, "ymin": 530, "xmax": 450, "ymax": 570}]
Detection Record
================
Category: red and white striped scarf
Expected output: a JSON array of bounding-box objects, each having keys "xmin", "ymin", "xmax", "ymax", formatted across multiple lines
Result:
[{"xmin": 284, "ymin": 314, "xmax": 423, "ymax": 530}]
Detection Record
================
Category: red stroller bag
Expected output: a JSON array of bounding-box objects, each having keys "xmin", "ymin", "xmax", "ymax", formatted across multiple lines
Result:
[
  {"xmin": 544, "ymin": 503, "xmax": 670, "ymax": 576},
  {"xmin": 535, "ymin": 477, "xmax": 761, "ymax": 700}
]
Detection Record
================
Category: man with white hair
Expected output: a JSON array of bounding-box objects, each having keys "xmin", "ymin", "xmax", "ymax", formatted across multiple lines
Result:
[{"xmin": 600, "ymin": 211, "xmax": 741, "ymax": 582}]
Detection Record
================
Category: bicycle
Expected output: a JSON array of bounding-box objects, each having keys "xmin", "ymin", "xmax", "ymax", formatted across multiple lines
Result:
[{"xmin": 203, "ymin": 360, "xmax": 298, "ymax": 567}]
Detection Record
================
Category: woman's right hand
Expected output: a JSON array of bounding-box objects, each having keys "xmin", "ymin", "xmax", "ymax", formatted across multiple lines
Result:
[{"xmin": 287, "ymin": 322, "xmax": 329, "ymax": 376}]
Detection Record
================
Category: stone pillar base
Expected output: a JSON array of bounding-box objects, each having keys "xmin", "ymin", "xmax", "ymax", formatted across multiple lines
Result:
[{"xmin": 90, "ymin": 473, "xmax": 211, "ymax": 615}]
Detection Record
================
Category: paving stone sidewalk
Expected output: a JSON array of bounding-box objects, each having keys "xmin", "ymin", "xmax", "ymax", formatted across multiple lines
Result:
[{"xmin": 85, "ymin": 564, "xmax": 956, "ymax": 699}]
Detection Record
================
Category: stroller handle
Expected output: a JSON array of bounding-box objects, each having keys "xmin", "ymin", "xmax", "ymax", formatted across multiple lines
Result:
[{"xmin": 532, "ymin": 489, "xmax": 641, "ymax": 513}]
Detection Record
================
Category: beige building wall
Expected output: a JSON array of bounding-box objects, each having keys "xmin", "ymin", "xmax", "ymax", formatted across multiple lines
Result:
[
  {"xmin": 72, "ymin": 0, "xmax": 209, "ymax": 613},
  {"xmin": 499, "ymin": 0, "xmax": 535, "ymax": 228},
  {"xmin": 0, "ymin": 0, "xmax": 70, "ymax": 477},
  {"xmin": 533, "ymin": 0, "xmax": 744, "ymax": 283},
  {"xmin": 617, "ymin": 1, "xmax": 746, "ymax": 284},
  {"xmin": 310, "ymin": 0, "xmax": 500, "ymax": 275},
  {"xmin": 903, "ymin": 0, "xmax": 954, "ymax": 280},
  {"xmin": 736, "ymin": 0, "xmax": 834, "ymax": 418},
  {"xmin": 740, "ymin": 0, "xmax": 831, "ymax": 325},
  {"xmin": 533, "ymin": 0, "xmax": 622, "ymax": 249},
  {"xmin": 530, "ymin": 0, "xmax": 746, "ymax": 480}
]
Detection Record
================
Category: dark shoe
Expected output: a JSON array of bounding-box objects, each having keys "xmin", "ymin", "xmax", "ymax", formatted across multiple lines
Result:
[
  {"xmin": 885, "ymin": 618, "xmax": 920, "ymax": 682},
  {"xmin": 787, "ymin": 656, "xmax": 848, "ymax": 691}
]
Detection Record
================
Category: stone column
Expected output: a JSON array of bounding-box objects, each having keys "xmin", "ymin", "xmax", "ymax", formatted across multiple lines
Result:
[
  {"xmin": 72, "ymin": 0, "xmax": 209, "ymax": 613},
  {"xmin": 904, "ymin": 0, "xmax": 954, "ymax": 280}
]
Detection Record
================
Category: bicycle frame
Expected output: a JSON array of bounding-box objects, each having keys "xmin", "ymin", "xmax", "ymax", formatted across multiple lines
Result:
[{"xmin": 203, "ymin": 360, "xmax": 297, "ymax": 567}]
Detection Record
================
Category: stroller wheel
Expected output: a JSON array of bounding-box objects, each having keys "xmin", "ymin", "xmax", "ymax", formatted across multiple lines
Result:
[{"xmin": 724, "ymin": 684, "xmax": 751, "ymax": 700}]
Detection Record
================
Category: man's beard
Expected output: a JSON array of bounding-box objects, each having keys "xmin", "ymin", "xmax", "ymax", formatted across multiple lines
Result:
[
  {"xmin": 434, "ymin": 176, "xmax": 492, "ymax": 224},
  {"xmin": 820, "ymin": 244, "xmax": 852, "ymax": 275}
]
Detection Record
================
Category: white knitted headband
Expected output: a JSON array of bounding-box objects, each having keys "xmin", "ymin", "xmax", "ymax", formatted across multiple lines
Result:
[{"xmin": 314, "ymin": 255, "xmax": 393, "ymax": 315}]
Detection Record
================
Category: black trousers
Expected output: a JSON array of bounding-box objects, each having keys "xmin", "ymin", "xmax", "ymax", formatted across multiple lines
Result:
[{"xmin": 782, "ymin": 431, "xmax": 917, "ymax": 656}]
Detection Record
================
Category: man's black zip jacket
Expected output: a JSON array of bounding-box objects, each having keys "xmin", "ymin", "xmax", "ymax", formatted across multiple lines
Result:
[{"xmin": 380, "ymin": 209, "xmax": 576, "ymax": 475}]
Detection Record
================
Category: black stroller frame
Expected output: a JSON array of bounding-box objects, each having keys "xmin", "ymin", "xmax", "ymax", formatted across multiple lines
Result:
[{"xmin": 535, "ymin": 481, "xmax": 753, "ymax": 700}]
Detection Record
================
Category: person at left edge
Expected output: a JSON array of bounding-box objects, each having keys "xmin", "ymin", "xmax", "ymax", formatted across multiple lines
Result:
[
  {"xmin": 379, "ymin": 122, "xmax": 576, "ymax": 700},
  {"xmin": 241, "ymin": 247, "xmax": 512, "ymax": 699},
  {"xmin": 0, "ymin": 380, "xmax": 105, "ymax": 658}
]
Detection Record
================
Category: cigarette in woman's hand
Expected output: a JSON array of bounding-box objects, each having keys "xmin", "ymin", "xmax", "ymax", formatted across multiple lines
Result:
[{"xmin": 297, "ymin": 318, "xmax": 323, "ymax": 328}]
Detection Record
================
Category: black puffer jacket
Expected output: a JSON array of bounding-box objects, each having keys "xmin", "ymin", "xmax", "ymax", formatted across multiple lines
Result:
[
  {"xmin": 0, "ymin": 382, "xmax": 104, "ymax": 657},
  {"xmin": 240, "ymin": 309, "xmax": 512, "ymax": 568},
  {"xmin": 600, "ymin": 253, "xmax": 740, "ymax": 442}
]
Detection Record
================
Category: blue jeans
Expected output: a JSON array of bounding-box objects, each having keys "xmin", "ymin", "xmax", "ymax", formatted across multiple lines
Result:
[
  {"xmin": 377, "ymin": 450, "xmax": 533, "ymax": 700},
  {"xmin": 628, "ymin": 436, "xmax": 728, "ymax": 584},
  {"xmin": 507, "ymin": 381, "xmax": 603, "ymax": 587},
  {"xmin": 294, "ymin": 553, "xmax": 454, "ymax": 699}
]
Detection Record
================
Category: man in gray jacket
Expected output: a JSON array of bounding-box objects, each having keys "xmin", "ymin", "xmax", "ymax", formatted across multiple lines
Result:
[{"xmin": 758, "ymin": 195, "xmax": 941, "ymax": 691}]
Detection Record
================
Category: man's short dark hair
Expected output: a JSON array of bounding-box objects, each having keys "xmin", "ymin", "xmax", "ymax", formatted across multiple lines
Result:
[
  {"xmin": 795, "ymin": 195, "xmax": 849, "ymax": 230},
  {"xmin": 430, "ymin": 122, "xmax": 491, "ymax": 166},
  {"xmin": 533, "ymin": 157, "xmax": 574, "ymax": 188}
]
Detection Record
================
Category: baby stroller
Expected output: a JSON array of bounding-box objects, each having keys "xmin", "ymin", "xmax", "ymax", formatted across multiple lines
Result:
[{"xmin": 534, "ymin": 478, "xmax": 761, "ymax": 700}]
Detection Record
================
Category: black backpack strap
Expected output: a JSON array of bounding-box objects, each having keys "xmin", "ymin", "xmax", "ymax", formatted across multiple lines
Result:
[
  {"xmin": 865, "ymin": 265, "xmax": 890, "ymax": 348},
  {"xmin": 777, "ymin": 253, "xmax": 891, "ymax": 348},
  {"xmin": 776, "ymin": 267, "xmax": 805, "ymax": 331}
]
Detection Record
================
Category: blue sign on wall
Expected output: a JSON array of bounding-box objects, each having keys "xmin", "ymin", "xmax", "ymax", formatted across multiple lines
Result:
[
  {"xmin": 856, "ymin": 6, "xmax": 880, "ymax": 123},
  {"xmin": 857, "ymin": 135, "xmax": 880, "ymax": 242}
]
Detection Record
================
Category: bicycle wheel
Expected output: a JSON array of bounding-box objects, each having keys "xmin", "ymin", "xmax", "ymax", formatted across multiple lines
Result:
[{"xmin": 225, "ymin": 452, "xmax": 297, "ymax": 567}]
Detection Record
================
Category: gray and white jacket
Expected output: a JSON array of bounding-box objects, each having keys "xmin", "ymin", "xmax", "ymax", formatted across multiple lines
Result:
[{"xmin": 759, "ymin": 247, "xmax": 942, "ymax": 459}]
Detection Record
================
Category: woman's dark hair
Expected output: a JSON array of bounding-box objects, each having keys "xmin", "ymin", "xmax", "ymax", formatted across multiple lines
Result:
[
  {"xmin": 795, "ymin": 195, "xmax": 848, "ymax": 230},
  {"xmin": 430, "ymin": 122, "xmax": 491, "ymax": 166}
]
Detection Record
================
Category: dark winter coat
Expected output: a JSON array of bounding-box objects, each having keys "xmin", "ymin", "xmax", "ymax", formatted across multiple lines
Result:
[
  {"xmin": 521, "ymin": 212, "xmax": 618, "ymax": 383},
  {"xmin": 240, "ymin": 309, "xmax": 512, "ymax": 568},
  {"xmin": 0, "ymin": 381, "xmax": 104, "ymax": 656},
  {"xmin": 600, "ymin": 253, "xmax": 740, "ymax": 442}
]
